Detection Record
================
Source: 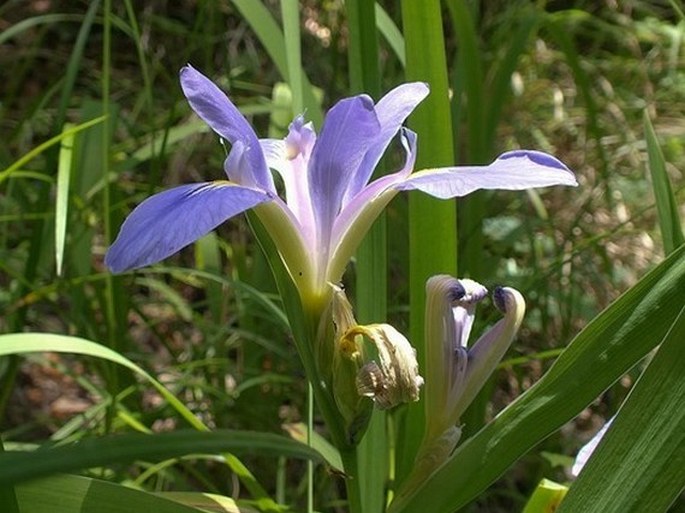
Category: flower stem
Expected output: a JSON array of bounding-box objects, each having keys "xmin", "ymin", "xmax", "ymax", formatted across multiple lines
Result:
[{"xmin": 341, "ymin": 446, "xmax": 364, "ymax": 513}]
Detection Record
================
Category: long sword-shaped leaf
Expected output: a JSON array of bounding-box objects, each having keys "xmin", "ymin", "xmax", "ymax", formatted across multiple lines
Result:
[
  {"xmin": 392, "ymin": 244, "xmax": 685, "ymax": 512},
  {"xmin": 558, "ymin": 303, "xmax": 685, "ymax": 512},
  {"xmin": 0, "ymin": 430, "xmax": 321, "ymax": 486},
  {"xmin": 15, "ymin": 474, "xmax": 205, "ymax": 513}
]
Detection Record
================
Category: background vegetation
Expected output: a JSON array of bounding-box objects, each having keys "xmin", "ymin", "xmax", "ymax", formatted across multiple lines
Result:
[{"xmin": 1, "ymin": 1, "xmax": 683, "ymax": 511}]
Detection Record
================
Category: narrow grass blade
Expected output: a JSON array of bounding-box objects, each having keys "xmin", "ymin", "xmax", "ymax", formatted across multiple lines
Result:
[
  {"xmin": 195, "ymin": 233, "xmax": 224, "ymax": 322},
  {"xmin": 230, "ymin": 0, "xmax": 322, "ymax": 126},
  {"xmin": 280, "ymin": 0, "xmax": 303, "ymax": 115},
  {"xmin": 0, "ymin": 430, "xmax": 322, "ymax": 486},
  {"xmin": 446, "ymin": 0, "xmax": 485, "ymax": 159},
  {"xmin": 0, "ymin": 116, "xmax": 106, "ymax": 184},
  {"xmin": 644, "ymin": 111, "xmax": 684, "ymax": 255},
  {"xmin": 375, "ymin": 3, "xmax": 405, "ymax": 67},
  {"xmin": 398, "ymin": 0, "xmax": 458, "ymax": 483},
  {"xmin": 559, "ymin": 302, "xmax": 685, "ymax": 512},
  {"xmin": 0, "ymin": 14, "xmax": 83, "ymax": 45},
  {"xmin": 55, "ymin": 124, "xmax": 74, "ymax": 276},
  {"xmin": 392, "ymin": 244, "xmax": 685, "ymax": 513},
  {"xmin": 0, "ymin": 333, "xmax": 207, "ymax": 430}
]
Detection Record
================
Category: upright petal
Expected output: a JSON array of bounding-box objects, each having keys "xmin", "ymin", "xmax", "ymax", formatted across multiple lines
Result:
[
  {"xmin": 105, "ymin": 182, "xmax": 272, "ymax": 273},
  {"xmin": 343, "ymin": 82, "xmax": 430, "ymax": 205},
  {"xmin": 326, "ymin": 129, "xmax": 417, "ymax": 286},
  {"xmin": 308, "ymin": 95, "xmax": 380, "ymax": 262},
  {"xmin": 260, "ymin": 118, "xmax": 318, "ymax": 248},
  {"xmin": 180, "ymin": 65, "xmax": 274, "ymax": 192},
  {"xmin": 395, "ymin": 150, "xmax": 578, "ymax": 199}
]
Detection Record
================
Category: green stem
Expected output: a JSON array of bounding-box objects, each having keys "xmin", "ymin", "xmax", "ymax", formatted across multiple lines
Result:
[
  {"xmin": 340, "ymin": 447, "xmax": 364, "ymax": 513},
  {"xmin": 307, "ymin": 382, "xmax": 314, "ymax": 513},
  {"xmin": 398, "ymin": 0, "xmax": 457, "ymax": 484}
]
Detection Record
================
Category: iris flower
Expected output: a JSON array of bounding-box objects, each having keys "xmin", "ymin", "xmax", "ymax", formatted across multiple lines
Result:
[{"xmin": 106, "ymin": 65, "xmax": 577, "ymax": 302}]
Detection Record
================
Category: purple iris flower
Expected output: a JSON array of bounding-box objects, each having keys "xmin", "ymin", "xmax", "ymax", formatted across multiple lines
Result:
[{"xmin": 105, "ymin": 65, "xmax": 577, "ymax": 301}]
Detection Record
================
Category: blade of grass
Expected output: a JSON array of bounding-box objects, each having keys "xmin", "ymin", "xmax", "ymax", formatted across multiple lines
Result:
[
  {"xmin": 280, "ymin": 0, "xmax": 303, "ymax": 115},
  {"xmin": 230, "ymin": 0, "xmax": 322, "ymax": 127},
  {"xmin": 484, "ymin": 8, "xmax": 540, "ymax": 147},
  {"xmin": 122, "ymin": 0, "xmax": 160, "ymax": 189},
  {"xmin": 195, "ymin": 233, "xmax": 225, "ymax": 322},
  {"xmin": 399, "ymin": 0, "xmax": 458, "ymax": 485},
  {"xmin": 0, "ymin": 14, "xmax": 84, "ymax": 45},
  {"xmin": 0, "ymin": 116, "xmax": 106, "ymax": 184},
  {"xmin": 644, "ymin": 111, "xmax": 684, "ymax": 255},
  {"xmin": 375, "ymin": 3, "xmax": 405, "ymax": 67},
  {"xmin": 55, "ymin": 124, "xmax": 74, "ymax": 276},
  {"xmin": 283, "ymin": 422, "xmax": 343, "ymax": 472},
  {"xmin": 557, "ymin": 302, "xmax": 685, "ymax": 513}
]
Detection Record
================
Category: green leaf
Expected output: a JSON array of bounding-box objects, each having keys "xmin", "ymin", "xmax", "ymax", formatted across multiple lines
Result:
[
  {"xmin": 558, "ymin": 302, "xmax": 685, "ymax": 513},
  {"xmin": 280, "ymin": 0, "xmax": 303, "ymax": 115},
  {"xmin": 229, "ymin": 0, "xmax": 322, "ymax": 127},
  {"xmin": 283, "ymin": 423, "xmax": 343, "ymax": 473},
  {"xmin": 0, "ymin": 430, "xmax": 322, "ymax": 486},
  {"xmin": 156, "ymin": 492, "xmax": 260, "ymax": 513},
  {"xmin": 55, "ymin": 123, "xmax": 75, "ymax": 276},
  {"xmin": 644, "ymin": 111, "xmax": 684, "ymax": 255},
  {"xmin": 15, "ymin": 474, "xmax": 207, "ymax": 513},
  {"xmin": 0, "ymin": 333, "xmax": 275, "ymax": 505},
  {"xmin": 0, "ymin": 116, "xmax": 106, "ymax": 185},
  {"xmin": 375, "ymin": 3, "xmax": 405, "ymax": 67},
  {"xmin": 391, "ymin": 244, "xmax": 685, "ymax": 512},
  {"xmin": 0, "ymin": 14, "xmax": 84, "ymax": 45},
  {"xmin": 0, "ymin": 333, "xmax": 205, "ymax": 431}
]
